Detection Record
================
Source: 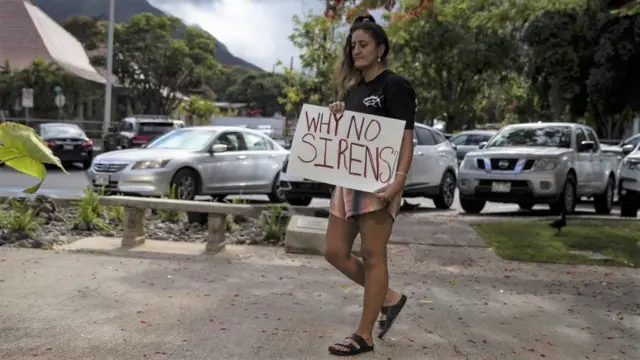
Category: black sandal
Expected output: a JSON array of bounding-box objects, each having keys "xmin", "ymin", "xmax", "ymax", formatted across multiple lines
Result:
[
  {"xmin": 328, "ymin": 333, "xmax": 374, "ymax": 356},
  {"xmin": 377, "ymin": 294, "xmax": 407, "ymax": 339}
]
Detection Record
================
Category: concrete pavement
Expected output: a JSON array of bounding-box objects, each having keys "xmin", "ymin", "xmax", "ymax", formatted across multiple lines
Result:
[{"xmin": 1, "ymin": 241, "xmax": 638, "ymax": 359}]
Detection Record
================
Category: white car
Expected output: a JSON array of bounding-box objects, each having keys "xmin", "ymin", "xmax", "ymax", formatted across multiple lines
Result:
[
  {"xmin": 619, "ymin": 143, "xmax": 640, "ymax": 217},
  {"xmin": 280, "ymin": 123, "xmax": 459, "ymax": 209}
]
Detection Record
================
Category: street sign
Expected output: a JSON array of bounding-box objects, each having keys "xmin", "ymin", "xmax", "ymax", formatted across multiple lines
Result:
[
  {"xmin": 22, "ymin": 88, "xmax": 34, "ymax": 108},
  {"xmin": 55, "ymin": 94, "xmax": 66, "ymax": 108}
]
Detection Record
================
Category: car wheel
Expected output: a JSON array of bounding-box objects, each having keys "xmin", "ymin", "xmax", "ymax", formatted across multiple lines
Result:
[
  {"xmin": 550, "ymin": 174, "xmax": 576, "ymax": 215},
  {"xmin": 620, "ymin": 203, "xmax": 638, "ymax": 218},
  {"xmin": 170, "ymin": 168, "xmax": 199, "ymax": 200},
  {"xmin": 268, "ymin": 172, "xmax": 286, "ymax": 203},
  {"xmin": 286, "ymin": 196, "xmax": 313, "ymax": 206},
  {"xmin": 82, "ymin": 154, "xmax": 93, "ymax": 170},
  {"xmin": 433, "ymin": 170, "xmax": 456, "ymax": 209},
  {"xmin": 518, "ymin": 202, "xmax": 534, "ymax": 210},
  {"xmin": 594, "ymin": 175, "xmax": 614, "ymax": 214},
  {"xmin": 460, "ymin": 196, "xmax": 485, "ymax": 214}
]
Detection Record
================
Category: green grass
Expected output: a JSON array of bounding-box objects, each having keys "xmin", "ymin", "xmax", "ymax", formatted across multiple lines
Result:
[{"xmin": 473, "ymin": 219, "xmax": 640, "ymax": 268}]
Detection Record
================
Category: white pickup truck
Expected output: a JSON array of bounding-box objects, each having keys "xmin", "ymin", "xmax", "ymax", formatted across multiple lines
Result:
[{"xmin": 458, "ymin": 122, "xmax": 619, "ymax": 214}]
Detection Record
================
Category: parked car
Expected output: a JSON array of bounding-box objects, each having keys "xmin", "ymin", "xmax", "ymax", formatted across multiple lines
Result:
[
  {"xmin": 38, "ymin": 123, "xmax": 94, "ymax": 169},
  {"xmin": 449, "ymin": 130, "xmax": 497, "ymax": 164},
  {"xmin": 87, "ymin": 126, "xmax": 289, "ymax": 201},
  {"xmin": 458, "ymin": 122, "xmax": 618, "ymax": 214},
  {"xmin": 280, "ymin": 123, "xmax": 459, "ymax": 209},
  {"xmin": 618, "ymin": 143, "xmax": 640, "ymax": 217},
  {"xmin": 103, "ymin": 115, "xmax": 185, "ymax": 152},
  {"xmin": 618, "ymin": 133, "xmax": 640, "ymax": 149}
]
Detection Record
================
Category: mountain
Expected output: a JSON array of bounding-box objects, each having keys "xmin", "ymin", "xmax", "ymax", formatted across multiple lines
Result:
[{"xmin": 30, "ymin": 0, "xmax": 262, "ymax": 71}]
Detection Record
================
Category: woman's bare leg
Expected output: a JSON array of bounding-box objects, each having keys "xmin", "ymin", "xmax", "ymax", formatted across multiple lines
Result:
[
  {"xmin": 324, "ymin": 214, "xmax": 401, "ymax": 305},
  {"xmin": 353, "ymin": 209, "xmax": 394, "ymax": 343}
]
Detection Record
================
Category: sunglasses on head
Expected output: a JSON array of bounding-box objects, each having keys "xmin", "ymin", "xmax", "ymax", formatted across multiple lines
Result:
[{"xmin": 352, "ymin": 14, "xmax": 376, "ymax": 24}]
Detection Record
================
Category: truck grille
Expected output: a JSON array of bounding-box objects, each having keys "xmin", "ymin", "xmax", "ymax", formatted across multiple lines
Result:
[
  {"xmin": 93, "ymin": 163, "xmax": 127, "ymax": 173},
  {"xmin": 489, "ymin": 158, "xmax": 518, "ymax": 171}
]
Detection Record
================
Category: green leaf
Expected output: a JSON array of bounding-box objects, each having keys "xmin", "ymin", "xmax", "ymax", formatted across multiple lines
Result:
[{"xmin": 0, "ymin": 122, "xmax": 66, "ymax": 193}]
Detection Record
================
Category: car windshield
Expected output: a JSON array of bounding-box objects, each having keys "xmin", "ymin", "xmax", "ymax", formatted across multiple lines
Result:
[
  {"xmin": 147, "ymin": 129, "xmax": 217, "ymax": 150},
  {"xmin": 139, "ymin": 122, "xmax": 175, "ymax": 135},
  {"xmin": 486, "ymin": 125, "xmax": 571, "ymax": 148},
  {"xmin": 40, "ymin": 125, "xmax": 86, "ymax": 138}
]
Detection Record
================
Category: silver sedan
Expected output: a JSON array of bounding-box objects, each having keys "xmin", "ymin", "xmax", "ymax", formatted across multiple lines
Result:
[{"xmin": 86, "ymin": 126, "xmax": 289, "ymax": 201}]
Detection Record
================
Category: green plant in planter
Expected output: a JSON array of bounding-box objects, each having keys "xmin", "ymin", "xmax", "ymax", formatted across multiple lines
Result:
[
  {"xmin": 74, "ymin": 186, "xmax": 108, "ymax": 231},
  {"xmin": 0, "ymin": 198, "xmax": 43, "ymax": 238},
  {"xmin": 260, "ymin": 204, "xmax": 291, "ymax": 243},
  {"xmin": 158, "ymin": 185, "xmax": 183, "ymax": 223},
  {"xmin": 106, "ymin": 205, "xmax": 125, "ymax": 224}
]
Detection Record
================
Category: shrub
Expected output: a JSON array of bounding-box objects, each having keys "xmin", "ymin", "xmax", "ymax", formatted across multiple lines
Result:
[
  {"xmin": 74, "ymin": 186, "xmax": 108, "ymax": 231},
  {"xmin": 158, "ymin": 185, "xmax": 183, "ymax": 223},
  {"xmin": 0, "ymin": 198, "xmax": 43, "ymax": 238}
]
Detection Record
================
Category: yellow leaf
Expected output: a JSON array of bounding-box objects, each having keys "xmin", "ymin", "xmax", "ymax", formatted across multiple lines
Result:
[{"xmin": 0, "ymin": 122, "xmax": 66, "ymax": 193}]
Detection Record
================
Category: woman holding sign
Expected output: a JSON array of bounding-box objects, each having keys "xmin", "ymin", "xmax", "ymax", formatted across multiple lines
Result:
[{"xmin": 325, "ymin": 15, "xmax": 417, "ymax": 357}]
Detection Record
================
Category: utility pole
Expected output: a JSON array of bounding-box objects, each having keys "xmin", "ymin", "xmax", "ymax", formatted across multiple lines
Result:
[{"xmin": 102, "ymin": 0, "xmax": 115, "ymax": 138}]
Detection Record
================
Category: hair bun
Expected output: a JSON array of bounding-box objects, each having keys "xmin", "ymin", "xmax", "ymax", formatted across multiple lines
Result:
[{"xmin": 353, "ymin": 14, "xmax": 376, "ymax": 25}]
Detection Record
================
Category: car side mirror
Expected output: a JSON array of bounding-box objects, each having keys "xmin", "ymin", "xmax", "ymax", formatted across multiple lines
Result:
[
  {"xmin": 579, "ymin": 140, "xmax": 595, "ymax": 152},
  {"xmin": 622, "ymin": 144, "xmax": 635, "ymax": 155},
  {"xmin": 478, "ymin": 142, "xmax": 487, "ymax": 149},
  {"xmin": 450, "ymin": 143, "xmax": 457, "ymax": 151},
  {"xmin": 412, "ymin": 138, "xmax": 418, "ymax": 146},
  {"xmin": 211, "ymin": 144, "xmax": 227, "ymax": 153}
]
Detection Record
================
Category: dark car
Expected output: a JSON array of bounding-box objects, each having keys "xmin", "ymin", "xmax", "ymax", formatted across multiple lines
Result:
[
  {"xmin": 449, "ymin": 130, "xmax": 497, "ymax": 164},
  {"xmin": 103, "ymin": 116, "xmax": 185, "ymax": 152},
  {"xmin": 39, "ymin": 123, "xmax": 93, "ymax": 169}
]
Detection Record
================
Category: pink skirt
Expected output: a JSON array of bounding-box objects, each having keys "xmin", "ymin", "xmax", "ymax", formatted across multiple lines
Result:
[{"xmin": 329, "ymin": 186, "xmax": 403, "ymax": 221}]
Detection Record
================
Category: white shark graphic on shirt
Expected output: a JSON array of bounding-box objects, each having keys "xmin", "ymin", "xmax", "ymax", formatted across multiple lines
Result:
[{"xmin": 362, "ymin": 95, "xmax": 384, "ymax": 108}]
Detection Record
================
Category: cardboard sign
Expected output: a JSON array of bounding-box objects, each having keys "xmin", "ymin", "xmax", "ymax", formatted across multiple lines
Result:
[{"xmin": 287, "ymin": 104, "xmax": 406, "ymax": 193}]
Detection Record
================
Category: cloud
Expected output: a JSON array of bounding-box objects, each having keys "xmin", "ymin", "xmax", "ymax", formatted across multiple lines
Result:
[{"xmin": 149, "ymin": 0, "xmax": 323, "ymax": 71}]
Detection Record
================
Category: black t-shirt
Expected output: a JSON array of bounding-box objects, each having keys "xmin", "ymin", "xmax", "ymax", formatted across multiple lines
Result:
[{"xmin": 343, "ymin": 70, "xmax": 416, "ymax": 130}]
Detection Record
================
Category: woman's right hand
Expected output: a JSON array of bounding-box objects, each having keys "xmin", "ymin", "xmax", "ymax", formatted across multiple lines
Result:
[{"xmin": 328, "ymin": 101, "xmax": 345, "ymax": 115}]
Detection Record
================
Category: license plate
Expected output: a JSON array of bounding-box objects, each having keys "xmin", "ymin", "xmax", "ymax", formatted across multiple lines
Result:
[
  {"xmin": 63, "ymin": 145, "xmax": 74, "ymax": 150},
  {"xmin": 491, "ymin": 181, "xmax": 511, "ymax": 193},
  {"xmin": 94, "ymin": 174, "xmax": 110, "ymax": 185}
]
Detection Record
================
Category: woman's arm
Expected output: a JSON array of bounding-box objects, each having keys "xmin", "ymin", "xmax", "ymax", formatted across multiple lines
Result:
[{"xmin": 394, "ymin": 129, "xmax": 414, "ymax": 183}]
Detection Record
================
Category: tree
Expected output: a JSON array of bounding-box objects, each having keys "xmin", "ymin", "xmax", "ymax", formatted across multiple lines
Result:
[
  {"xmin": 225, "ymin": 72, "xmax": 286, "ymax": 116},
  {"xmin": 92, "ymin": 13, "xmax": 221, "ymax": 115},
  {"xmin": 62, "ymin": 15, "xmax": 106, "ymax": 51},
  {"xmin": 178, "ymin": 95, "xmax": 238, "ymax": 125}
]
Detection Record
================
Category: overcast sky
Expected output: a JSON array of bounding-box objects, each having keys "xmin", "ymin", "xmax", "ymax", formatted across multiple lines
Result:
[{"xmin": 149, "ymin": 0, "xmax": 324, "ymax": 71}]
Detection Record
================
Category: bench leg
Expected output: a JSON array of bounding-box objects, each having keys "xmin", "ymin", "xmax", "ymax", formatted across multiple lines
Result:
[
  {"xmin": 205, "ymin": 214, "xmax": 226, "ymax": 253},
  {"xmin": 122, "ymin": 207, "xmax": 146, "ymax": 247}
]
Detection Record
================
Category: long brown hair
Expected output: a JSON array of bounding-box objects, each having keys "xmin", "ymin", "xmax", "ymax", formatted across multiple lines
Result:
[{"xmin": 331, "ymin": 15, "xmax": 390, "ymax": 100}]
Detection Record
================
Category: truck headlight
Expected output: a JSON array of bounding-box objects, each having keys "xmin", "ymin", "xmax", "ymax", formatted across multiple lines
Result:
[
  {"xmin": 532, "ymin": 158, "xmax": 558, "ymax": 171},
  {"xmin": 132, "ymin": 159, "xmax": 171, "ymax": 170},
  {"xmin": 461, "ymin": 158, "xmax": 476, "ymax": 169}
]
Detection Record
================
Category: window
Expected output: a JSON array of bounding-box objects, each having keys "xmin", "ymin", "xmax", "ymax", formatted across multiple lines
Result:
[
  {"xmin": 121, "ymin": 121, "xmax": 134, "ymax": 132},
  {"xmin": 242, "ymin": 132, "xmax": 269, "ymax": 151},
  {"xmin": 147, "ymin": 129, "xmax": 217, "ymax": 150},
  {"xmin": 487, "ymin": 125, "xmax": 571, "ymax": 148},
  {"xmin": 467, "ymin": 134, "xmax": 492, "ymax": 145},
  {"xmin": 139, "ymin": 122, "xmax": 176, "ymax": 135},
  {"xmin": 584, "ymin": 128, "xmax": 600, "ymax": 151},
  {"xmin": 40, "ymin": 125, "xmax": 86, "ymax": 138},
  {"xmin": 430, "ymin": 130, "xmax": 446, "ymax": 144},
  {"xmin": 450, "ymin": 134, "xmax": 468, "ymax": 146},
  {"xmin": 214, "ymin": 132, "xmax": 245, "ymax": 151},
  {"xmin": 415, "ymin": 127, "xmax": 435, "ymax": 146},
  {"xmin": 624, "ymin": 135, "xmax": 640, "ymax": 147},
  {"xmin": 575, "ymin": 128, "xmax": 587, "ymax": 151}
]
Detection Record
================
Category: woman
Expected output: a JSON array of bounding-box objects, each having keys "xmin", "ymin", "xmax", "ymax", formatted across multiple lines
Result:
[{"xmin": 325, "ymin": 14, "xmax": 416, "ymax": 356}]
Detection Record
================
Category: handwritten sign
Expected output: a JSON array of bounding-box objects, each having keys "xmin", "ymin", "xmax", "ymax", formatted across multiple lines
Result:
[{"xmin": 286, "ymin": 104, "xmax": 405, "ymax": 193}]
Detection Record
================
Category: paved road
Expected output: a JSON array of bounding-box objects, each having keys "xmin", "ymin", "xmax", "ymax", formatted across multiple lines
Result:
[{"xmin": 0, "ymin": 165, "xmax": 628, "ymax": 217}]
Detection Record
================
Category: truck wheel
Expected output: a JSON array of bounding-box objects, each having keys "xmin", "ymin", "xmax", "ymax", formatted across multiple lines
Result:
[
  {"xmin": 286, "ymin": 196, "xmax": 312, "ymax": 206},
  {"xmin": 433, "ymin": 170, "xmax": 456, "ymax": 209},
  {"xmin": 620, "ymin": 203, "xmax": 638, "ymax": 218},
  {"xmin": 594, "ymin": 175, "xmax": 614, "ymax": 214},
  {"xmin": 460, "ymin": 196, "xmax": 485, "ymax": 214},
  {"xmin": 550, "ymin": 174, "xmax": 576, "ymax": 215},
  {"xmin": 518, "ymin": 202, "xmax": 534, "ymax": 210}
]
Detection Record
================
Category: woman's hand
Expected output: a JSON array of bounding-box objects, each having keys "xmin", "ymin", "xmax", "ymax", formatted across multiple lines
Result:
[
  {"xmin": 374, "ymin": 179, "xmax": 404, "ymax": 202},
  {"xmin": 328, "ymin": 101, "xmax": 345, "ymax": 115}
]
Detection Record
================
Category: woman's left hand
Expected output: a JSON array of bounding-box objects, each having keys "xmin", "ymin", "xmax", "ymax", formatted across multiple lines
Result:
[{"xmin": 374, "ymin": 180, "xmax": 404, "ymax": 202}]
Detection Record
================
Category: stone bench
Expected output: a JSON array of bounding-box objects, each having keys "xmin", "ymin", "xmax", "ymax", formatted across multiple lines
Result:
[{"xmin": 98, "ymin": 196, "xmax": 259, "ymax": 253}]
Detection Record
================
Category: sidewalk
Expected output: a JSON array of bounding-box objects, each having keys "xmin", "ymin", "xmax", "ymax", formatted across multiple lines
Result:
[{"xmin": 0, "ymin": 241, "xmax": 638, "ymax": 359}]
